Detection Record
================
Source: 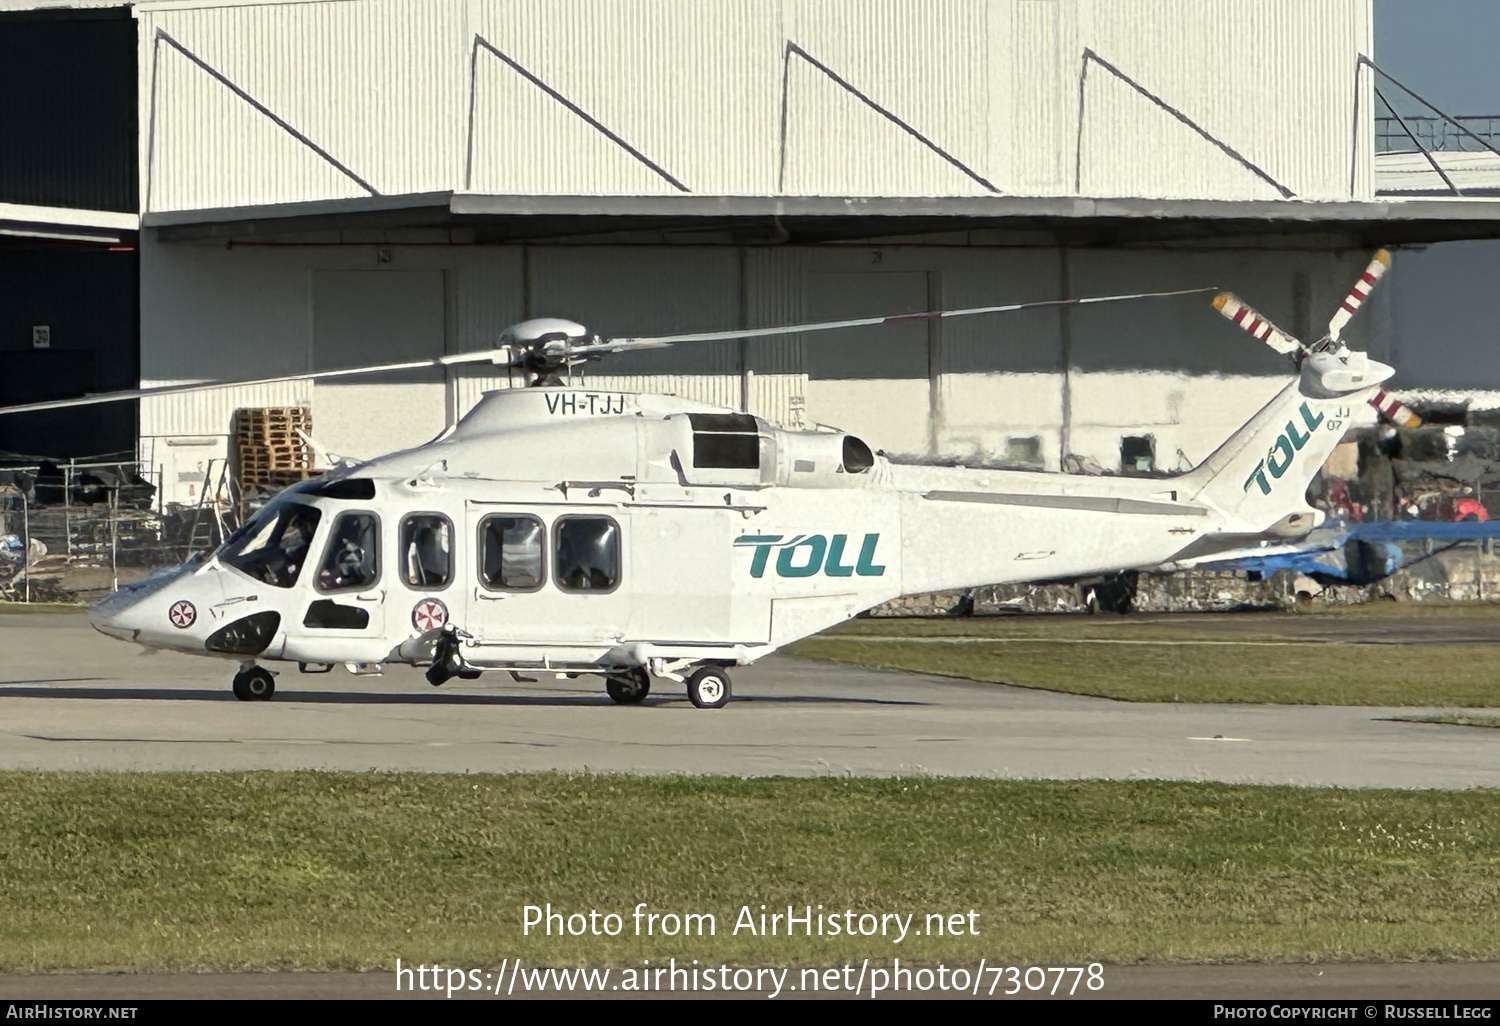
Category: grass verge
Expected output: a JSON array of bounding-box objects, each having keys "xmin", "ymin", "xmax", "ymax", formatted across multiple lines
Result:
[
  {"xmin": 787, "ymin": 636, "xmax": 1500, "ymax": 705},
  {"xmin": 790, "ymin": 611, "xmax": 1500, "ymax": 705},
  {"xmin": 1392, "ymin": 714, "xmax": 1500, "ymax": 730},
  {"xmin": 0, "ymin": 602, "xmax": 86, "ymax": 615},
  {"xmin": 1, "ymin": 772, "xmax": 1497, "ymax": 971}
]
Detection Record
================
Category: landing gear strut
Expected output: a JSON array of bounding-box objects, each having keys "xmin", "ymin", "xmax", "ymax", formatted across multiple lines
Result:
[
  {"xmin": 232, "ymin": 663, "xmax": 275, "ymax": 701},
  {"xmin": 426, "ymin": 624, "xmax": 481, "ymax": 687},
  {"xmin": 605, "ymin": 667, "xmax": 650, "ymax": 704}
]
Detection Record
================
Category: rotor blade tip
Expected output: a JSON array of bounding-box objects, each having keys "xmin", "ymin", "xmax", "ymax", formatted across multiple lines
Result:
[
  {"xmin": 1373, "ymin": 248, "xmax": 1392, "ymax": 267},
  {"xmin": 1211, "ymin": 293, "xmax": 1231, "ymax": 311}
]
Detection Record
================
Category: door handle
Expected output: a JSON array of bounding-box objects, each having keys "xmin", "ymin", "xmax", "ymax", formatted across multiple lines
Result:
[
  {"xmin": 475, "ymin": 588, "xmax": 507, "ymax": 602},
  {"xmin": 356, "ymin": 590, "xmax": 384, "ymax": 603}
]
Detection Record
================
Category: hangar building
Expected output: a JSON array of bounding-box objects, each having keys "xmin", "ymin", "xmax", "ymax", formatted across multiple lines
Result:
[{"xmin": 8, "ymin": 0, "xmax": 1500, "ymax": 505}]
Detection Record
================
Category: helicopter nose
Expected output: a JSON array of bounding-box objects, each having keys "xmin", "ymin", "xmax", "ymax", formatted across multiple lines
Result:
[
  {"xmin": 90, "ymin": 586, "xmax": 149, "ymax": 642},
  {"xmin": 90, "ymin": 614, "xmax": 138, "ymax": 643},
  {"xmin": 89, "ymin": 565, "xmax": 197, "ymax": 645}
]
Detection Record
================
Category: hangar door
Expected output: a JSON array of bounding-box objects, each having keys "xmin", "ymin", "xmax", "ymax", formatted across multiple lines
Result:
[
  {"xmin": 312, "ymin": 271, "xmax": 446, "ymax": 461},
  {"xmin": 0, "ymin": 247, "xmax": 137, "ymax": 461},
  {"xmin": 803, "ymin": 272, "xmax": 932, "ymax": 457}
]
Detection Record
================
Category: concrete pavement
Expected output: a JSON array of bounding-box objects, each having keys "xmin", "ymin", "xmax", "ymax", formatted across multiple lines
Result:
[{"xmin": 0, "ymin": 615, "xmax": 1495, "ymax": 787}]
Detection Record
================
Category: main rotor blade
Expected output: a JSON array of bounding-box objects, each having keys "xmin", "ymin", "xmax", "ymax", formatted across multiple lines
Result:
[
  {"xmin": 1328, "ymin": 249, "xmax": 1391, "ymax": 343},
  {"xmin": 0, "ymin": 287, "xmax": 1218, "ymax": 418},
  {"xmin": 0, "ymin": 351, "xmax": 505, "ymax": 417},
  {"xmin": 583, "ymin": 287, "xmax": 1220, "ymax": 355}
]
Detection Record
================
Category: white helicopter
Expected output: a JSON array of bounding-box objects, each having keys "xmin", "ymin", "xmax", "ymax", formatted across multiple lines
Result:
[{"xmin": 0, "ymin": 252, "xmax": 1410, "ymax": 708}]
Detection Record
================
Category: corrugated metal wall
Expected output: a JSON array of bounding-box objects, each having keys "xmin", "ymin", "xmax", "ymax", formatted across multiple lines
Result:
[
  {"xmin": 1077, "ymin": 0, "xmax": 1374, "ymax": 201},
  {"xmin": 137, "ymin": 0, "xmax": 1374, "ymax": 209},
  {"xmin": 140, "ymin": 380, "xmax": 311, "ymax": 439},
  {"xmin": 142, "ymin": 0, "xmax": 464, "ymax": 211}
]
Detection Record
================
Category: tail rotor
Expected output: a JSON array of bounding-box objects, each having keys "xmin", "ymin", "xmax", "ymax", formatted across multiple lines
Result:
[{"xmin": 1212, "ymin": 249, "xmax": 1420, "ymax": 428}]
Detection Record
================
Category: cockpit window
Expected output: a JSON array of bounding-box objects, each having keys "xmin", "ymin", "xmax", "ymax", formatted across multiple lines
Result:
[
  {"xmin": 300, "ymin": 477, "xmax": 376, "ymax": 500},
  {"xmin": 554, "ymin": 516, "xmax": 619, "ymax": 592},
  {"xmin": 479, "ymin": 515, "xmax": 544, "ymax": 591},
  {"xmin": 401, "ymin": 514, "xmax": 453, "ymax": 589},
  {"xmin": 218, "ymin": 503, "xmax": 322, "ymax": 588},
  {"xmin": 316, "ymin": 512, "xmax": 380, "ymax": 592}
]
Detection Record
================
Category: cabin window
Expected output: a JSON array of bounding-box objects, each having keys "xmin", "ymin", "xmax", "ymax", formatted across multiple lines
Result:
[
  {"xmin": 302, "ymin": 600, "xmax": 370, "ymax": 630},
  {"xmin": 218, "ymin": 503, "xmax": 321, "ymax": 589},
  {"xmin": 316, "ymin": 512, "xmax": 380, "ymax": 592},
  {"xmin": 400, "ymin": 514, "xmax": 453, "ymax": 589},
  {"xmin": 479, "ymin": 515, "xmax": 545, "ymax": 591},
  {"xmin": 554, "ymin": 516, "xmax": 620, "ymax": 592}
]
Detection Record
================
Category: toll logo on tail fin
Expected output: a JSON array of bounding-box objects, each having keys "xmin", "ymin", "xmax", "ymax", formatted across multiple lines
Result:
[
  {"xmin": 1241, "ymin": 402, "xmax": 1334, "ymax": 496},
  {"xmin": 1183, "ymin": 384, "xmax": 1359, "ymax": 534}
]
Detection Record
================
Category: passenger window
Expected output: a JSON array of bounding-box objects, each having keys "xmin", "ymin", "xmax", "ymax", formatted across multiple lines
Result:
[
  {"xmin": 400, "ymin": 514, "xmax": 453, "ymax": 589},
  {"xmin": 554, "ymin": 516, "xmax": 619, "ymax": 592},
  {"xmin": 480, "ymin": 515, "xmax": 544, "ymax": 591},
  {"xmin": 316, "ymin": 512, "xmax": 379, "ymax": 592}
]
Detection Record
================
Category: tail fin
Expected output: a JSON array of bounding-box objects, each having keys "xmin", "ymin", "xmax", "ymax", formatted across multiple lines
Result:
[{"xmin": 1183, "ymin": 353, "xmax": 1392, "ymax": 534}]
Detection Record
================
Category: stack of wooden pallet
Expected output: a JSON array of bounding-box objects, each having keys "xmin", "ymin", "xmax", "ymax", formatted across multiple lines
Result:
[{"xmin": 231, "ymin": 407, "xmax": 316, "ymax": 502}]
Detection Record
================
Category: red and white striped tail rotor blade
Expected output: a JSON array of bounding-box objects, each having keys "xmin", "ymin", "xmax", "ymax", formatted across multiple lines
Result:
[
  {"xmin": 1211, "ymin": 293, "xmax": 1302, "ymax": 356},
  {"xmin": 1328, "ymin": 249, "xmax": 1391, "ymax": 342},
  {"xmin": 1369, "ymin": 388, "xmax": 1422, "ymax": 428}
]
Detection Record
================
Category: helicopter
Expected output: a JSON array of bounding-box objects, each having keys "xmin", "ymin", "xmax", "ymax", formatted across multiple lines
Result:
[{"xmin": 0, "ymin": 251, "xmax": 1411, "ymax": 708}]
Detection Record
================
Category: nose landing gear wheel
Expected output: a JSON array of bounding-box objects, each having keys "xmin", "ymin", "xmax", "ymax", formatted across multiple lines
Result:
[
  {"xmin": 605, "ymin": 668, "xmax": 651, "ymax": 704},
  {"xmin": 686, "ymin": 666, "xmax": 731, "ymax": 709},
  {"xmin": 232, "ymin": 666, "xmax": 276, "ymax": 701}
]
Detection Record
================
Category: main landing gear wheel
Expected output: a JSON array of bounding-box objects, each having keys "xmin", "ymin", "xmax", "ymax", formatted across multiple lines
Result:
[
  {"xmin": 232, "ymin": 665, "xmax": 275, "ymax": 702},
  {"xmin": 686, "ymin": 666, "xmax": 731, "ymax": 709},
  {"xmin": 605, "ymin": 668, "xmax": 651, "ymax": 704}
]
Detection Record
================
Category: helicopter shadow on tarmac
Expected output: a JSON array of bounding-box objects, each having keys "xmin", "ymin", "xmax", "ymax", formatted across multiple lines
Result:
[{"xmin": 0, "ymin": 684, "xmax": 924, "ymax": 707}]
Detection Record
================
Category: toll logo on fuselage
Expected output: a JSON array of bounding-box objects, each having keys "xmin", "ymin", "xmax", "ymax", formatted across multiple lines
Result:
[{"xmin": 734, "ymin": 534, "xmax": 886, "ymax": 578}]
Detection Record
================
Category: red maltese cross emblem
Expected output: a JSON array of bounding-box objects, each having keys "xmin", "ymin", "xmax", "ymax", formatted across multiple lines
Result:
[
  {"xmin": 168, "ymin": 600, "xmax": 196, "ymax": 629},
  {"xmin": 411, "ymin": 598, "xmax": 448, "ymax": 631}
]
